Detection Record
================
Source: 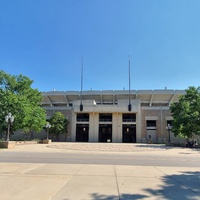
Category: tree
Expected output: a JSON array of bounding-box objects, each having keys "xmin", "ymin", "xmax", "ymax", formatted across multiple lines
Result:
[
  {"xmin": 49, "ymin": 112, "xmax": 68, "ymax": 141},
  {"xmin": 170, "ymin": 86, "xmax": 200, "ymax": 139},
  {"xmin": 0, "ymin": 70, "xmax": 46, "ymax": 140}
]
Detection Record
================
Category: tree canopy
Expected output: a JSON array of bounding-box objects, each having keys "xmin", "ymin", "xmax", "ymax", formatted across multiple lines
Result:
[
  {"xmin": 0, "ymin": 70, "xmax": 46, "ymax": 139},
  {"xmin": 170, "ymin": 86, "xmax": 200, "ymax": 138},
  {"xmin": 49, "ymin": 112, "xmax": 68, "ymax": 140}
]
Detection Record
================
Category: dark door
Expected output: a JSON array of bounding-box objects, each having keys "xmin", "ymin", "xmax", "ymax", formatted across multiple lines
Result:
[
  {"xmin": 76, "ymin": 124, "xmax": 89, "ymax": 142},
  {"xmin": 122, "ymin": 125, "xmax": 136, "ymax": 143},
  {"xmin": 99, "ymin": 124, "xmax": 112, "ymax": 142}
]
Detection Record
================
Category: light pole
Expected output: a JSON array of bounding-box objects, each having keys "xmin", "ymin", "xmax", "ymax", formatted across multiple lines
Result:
[
  {"xmin": 46, "ymin": 122, "xmax": 51, "ymax": 140},
  {"xmin": 166, "ymin": 124, "xmax": 172, "ymax": 143},
  {"xmin": 5, "ymin": 113, "xmax": 14, "ymax": 141}
]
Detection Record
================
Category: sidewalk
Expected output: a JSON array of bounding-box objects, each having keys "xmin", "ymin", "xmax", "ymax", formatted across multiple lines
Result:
[
  {"xmin": 5, "ymin": 142, "xmax": 200, "ymax": 154},
  {"xmin": 1, "ymin": 143, "xmax": 200, "ymax": 200}
]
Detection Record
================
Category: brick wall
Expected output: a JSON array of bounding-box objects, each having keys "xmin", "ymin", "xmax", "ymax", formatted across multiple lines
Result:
[{"xmin": 141, "ymin": 107, "xmax": 172, "ymax": 142}]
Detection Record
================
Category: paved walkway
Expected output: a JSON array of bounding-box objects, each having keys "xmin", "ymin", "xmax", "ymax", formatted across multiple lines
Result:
[
  {"xmin": 11, "ymin": 142, "xmax": 171, "ymax": 153},
  {"xmin": 47, "ymin": 143, "xmax": 171, "ymax": 152},
  {"xmin": 1, "ymin": 143, "xmax": 200, "ymax": 200}
]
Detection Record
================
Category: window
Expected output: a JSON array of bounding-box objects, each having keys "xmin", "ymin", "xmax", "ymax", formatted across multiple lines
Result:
[
  {"xmin": 146, "ymin": 120, "xmax": 156, "ymax": 130},
  {"xmin": 77, "ymin": 113, "xmax": 89, "ymax": 122},
  {"xmin": 167, "ymin": 120, "xmax": 173, "ymax": 126},
  {"xmin": 123, "ymin": 114, "xmax": 136, "ymax": 122},
  {"xmin": 99, "ymin": 113, "xmax": 112, "ymax": 122}
]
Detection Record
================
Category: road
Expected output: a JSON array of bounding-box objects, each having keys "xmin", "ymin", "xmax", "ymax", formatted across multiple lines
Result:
[{"xmin": 0, "ymin": 150, "xmax": 200, "ymax": 167}]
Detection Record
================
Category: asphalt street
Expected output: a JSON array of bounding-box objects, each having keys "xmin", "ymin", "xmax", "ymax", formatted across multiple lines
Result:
[{"xmin": 0, "ymin": 145, "xmax": 200, "ymax": 167}]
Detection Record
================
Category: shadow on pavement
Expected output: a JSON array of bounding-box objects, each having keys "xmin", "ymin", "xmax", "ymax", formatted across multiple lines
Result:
[
  {"xmin": 135, "ymin": 144, "xmax": 171, "ymax": 150},
  {"xmin": 90, "ymin": 193, "xmax": 148, "ymax": 200},
  {"xmin": 86, "ymin": 171, "xmax": 200, "ymax": 200},
  {"xmin": 191, "ymin": 148, "xmax": 200, "ymax": 153},
  {"xmin": 179, "ymin": 147, "xmax": 200, "ymax": 154},
  {"xmin": 144, "ymin": 171, "xmax": 200, "ymax": 200}
]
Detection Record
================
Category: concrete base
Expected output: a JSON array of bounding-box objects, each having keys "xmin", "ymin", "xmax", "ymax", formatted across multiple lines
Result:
[
  {"xmin": 0, "ymin": 141, "xmax": 15, "ymax": 149},
  {"xmin": 147, "ymin": 139, "xmax": 152, "ymax": 144},
  {"xmin": 43, "ymin": 139, "xmax": 52, "ymax": 144}
]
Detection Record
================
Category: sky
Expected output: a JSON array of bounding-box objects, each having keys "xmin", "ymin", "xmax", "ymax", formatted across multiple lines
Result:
[{"xmin": 0, "ymin": 0, "xmax": 200, "ymax": 92}]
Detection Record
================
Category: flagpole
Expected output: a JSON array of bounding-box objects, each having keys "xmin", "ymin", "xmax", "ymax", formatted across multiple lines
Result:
[
  {"xmin": 80, "ymin": 57, "xmax": 83, "ymax": 111},
  {"xmin": 128, "ymin": 55, "xmax": 132, "ymax": 111}
]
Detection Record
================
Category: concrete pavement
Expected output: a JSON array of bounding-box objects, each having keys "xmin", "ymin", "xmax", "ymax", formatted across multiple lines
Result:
[{"xmin": 0, "ymin": 143, "xmax": 200, "ymax": 200}]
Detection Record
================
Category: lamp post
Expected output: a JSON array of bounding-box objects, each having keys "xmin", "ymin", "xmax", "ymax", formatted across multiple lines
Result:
[
  {"xmin": 46, "ymin": 122, "xmax": 51, "ymax": 140},
  {"xmin": 5, "ymin": 113, "xmax": 14, "ymax": 141},
  {"xmin": 166, "ymin": 124, "xmax": 172, "ymax": 143}
]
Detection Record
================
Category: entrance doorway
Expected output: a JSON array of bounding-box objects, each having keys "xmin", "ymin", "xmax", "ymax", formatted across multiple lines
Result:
[
  {"xmin": 122, "ymin": 124, "xmax": 136, "ymax": 143},
  {"xmin": 76, "ymin": 124, "xmax": 89, "ymax": 142},
  {"xmin": 99, "ymin": 124, "xmax": 112, "ymax": 142}
]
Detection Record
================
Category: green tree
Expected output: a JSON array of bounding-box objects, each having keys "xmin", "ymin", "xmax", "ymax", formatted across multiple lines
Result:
[
  {"xmin": 170, "ymin": 86, "xmax": 200, "ymax": 139},
  {"xmin": 0, "ymin": 70, "xmax": 46, "ymax": 140},
  {"xmin": 49, "ymin": 112, "xmax": 68, "ymax": 141}
]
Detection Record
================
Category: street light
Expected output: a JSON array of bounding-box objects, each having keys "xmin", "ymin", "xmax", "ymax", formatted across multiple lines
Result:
[
  {"xmin": 46, "ymin": 122, "xmax": 51, "ymax": 140},
  {"xmin": 166, "ymin": 124, "xmax": 172, "ymax": 143},
  {"xmin": 5, "ymin": 113, "xmax": 14, "ymax": 141}
]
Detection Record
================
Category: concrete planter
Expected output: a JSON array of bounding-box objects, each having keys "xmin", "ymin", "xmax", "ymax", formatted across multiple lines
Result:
[
  {"xmin": 0, "ymin": 141, "xmax": 16, "ymax": 149},
  {"xmin": 43, "ymin": 139, "xmax": 52, "ymax": 144}
]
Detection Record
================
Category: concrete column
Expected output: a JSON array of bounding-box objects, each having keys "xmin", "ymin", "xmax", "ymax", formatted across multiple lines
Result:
[
  {"xmin": 112, "ymin": 113, "xmax": 118, "ymax": 142},
  {"xmin": 136, "ymin": 109, "xmax": 142, "ymax": 143},
  {"xmin": 112, "ymin": 113, "xmax": 122, "ymax": 143},
  {"xmin": 118, "ymin": 113, "xmax": 122, "ymax": 142},
  {"xmin": 89, "ymin": 113, "xmax": 99, "ymax": 142},
  {"xmin": 71, "ymin": 112, "xmax": 77, "ymax": 142}
]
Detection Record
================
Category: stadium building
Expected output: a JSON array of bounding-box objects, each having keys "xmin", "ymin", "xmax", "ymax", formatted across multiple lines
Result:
[{"xmin": 41, "ymin": 89, "xmax": 188, "ymax": 143}]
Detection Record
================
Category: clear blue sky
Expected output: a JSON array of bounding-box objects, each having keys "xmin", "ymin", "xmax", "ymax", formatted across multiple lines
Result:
[{"xmin": 0, "ymin": 0, "xmax": 200, "ymax": 92}]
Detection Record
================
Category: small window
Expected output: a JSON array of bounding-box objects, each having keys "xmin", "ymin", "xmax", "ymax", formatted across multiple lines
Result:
[
  {"xmin": 99, "ymin": 114, "xmax": 112, "ymax": 122},
  {"xmin": 167, "ymin": 120, "xmax": 173, "ymax": 127},
  {"xmin": 122, "ymin": 114, "xmax": 136, "ymax": 122},
  {"xmin": 77, "ymin": 113, "xmax": 89, "ymax": 122},
  {"xmin": 146, "ymin": 120, "xmax": 156, "ymax": 130}
]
